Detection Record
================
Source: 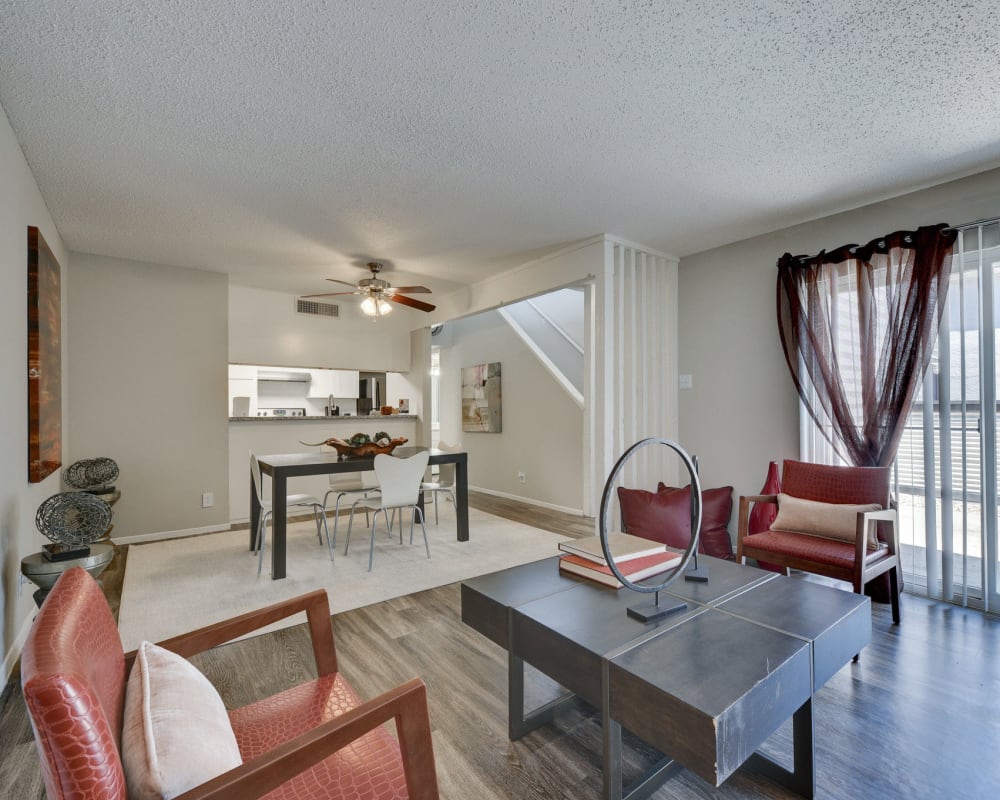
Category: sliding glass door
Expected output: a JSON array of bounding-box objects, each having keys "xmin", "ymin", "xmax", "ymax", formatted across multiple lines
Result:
[
  {"xmin": 890, "ymin": 222, "xmax": 1000, "ymax": 610},
  {"xmin": 802, "ymin": 220, "xmax": 1000, "ymax": 611}
]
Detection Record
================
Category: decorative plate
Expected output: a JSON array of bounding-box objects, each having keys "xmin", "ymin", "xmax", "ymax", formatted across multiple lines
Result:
[{"xmin": 35, "ymin": 491, "xmax": 113, "ymax": 546}]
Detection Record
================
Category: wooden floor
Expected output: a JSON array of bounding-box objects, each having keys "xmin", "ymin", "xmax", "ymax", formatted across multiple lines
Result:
[{"xmin": 4, "ymin": 497, "xmax": 1000, "ymax": 799}]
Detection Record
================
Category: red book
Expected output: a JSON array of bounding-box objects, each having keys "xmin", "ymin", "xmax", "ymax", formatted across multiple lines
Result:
[{"xmin": 558, "ymin": 550, "xmax": 680, "ymax": 588}]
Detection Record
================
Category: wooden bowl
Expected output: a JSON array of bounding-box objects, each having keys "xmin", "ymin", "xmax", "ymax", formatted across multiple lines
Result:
[{"xmin": 325, "ymin": 437, "xmax": 408, "ymax": 457}]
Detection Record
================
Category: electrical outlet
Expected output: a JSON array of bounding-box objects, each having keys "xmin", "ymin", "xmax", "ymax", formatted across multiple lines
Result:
[
  {"xmin": 201, "ymin": 492, "xmax": 214, "ymax": 508},
  {"xmin": 679, "ymin": 374, "xmax": 693, "ymax": 390},
  {"xmin": 517, "ymin": 471, "xmax": 526, "ymax": 483}
]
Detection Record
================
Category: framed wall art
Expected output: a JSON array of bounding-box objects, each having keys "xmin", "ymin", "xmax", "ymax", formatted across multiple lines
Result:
[
  {"xmin": 27, "ymin": 226, "xmax": 62, "ymax": 482},
  {"xmin": 462, "ymin": 362, "xmax": 501, "ymax": 433}
]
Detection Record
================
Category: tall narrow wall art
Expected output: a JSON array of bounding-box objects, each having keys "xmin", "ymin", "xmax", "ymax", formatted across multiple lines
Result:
[
  {"xmin": 27, "ymin": 226, "xmax": 62, "ymax": 482},
  {"xmin": 462, "ymin": 362, "xmax": 502, "ymax": 433}
]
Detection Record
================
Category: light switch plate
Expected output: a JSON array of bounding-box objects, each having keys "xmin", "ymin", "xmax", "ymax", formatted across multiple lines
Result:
[{"xmin": 679, "ymin": 374, "xmax": 693, "ymax": 390}]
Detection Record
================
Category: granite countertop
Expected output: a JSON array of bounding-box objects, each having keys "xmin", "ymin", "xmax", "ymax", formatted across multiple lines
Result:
[{"xmin": 229, "ymin": 414, "xmax": 418, "ymax": 422}]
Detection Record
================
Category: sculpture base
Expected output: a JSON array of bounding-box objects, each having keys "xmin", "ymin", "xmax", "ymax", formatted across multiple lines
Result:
[
  {"xmin": 627, "ymin": 598, "xmax": 688, "ymax": 623},
  {"xmin": 42, "ymin": 543, "xmax": 92, "ymax": 562},
  {"xmin": 684, "ymin": 561, "xmax": 710, "ymax": 583}
]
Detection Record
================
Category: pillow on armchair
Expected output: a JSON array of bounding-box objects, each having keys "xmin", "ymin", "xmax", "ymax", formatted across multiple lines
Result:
[{"xmin": 617, "ymin": 483, "xmax": 735, "ymax": 560}]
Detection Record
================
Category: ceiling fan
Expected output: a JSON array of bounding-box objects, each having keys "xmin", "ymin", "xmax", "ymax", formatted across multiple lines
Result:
[{"xmin": 301, "ymin": 261, "xmax": 436, "ymax": 317}]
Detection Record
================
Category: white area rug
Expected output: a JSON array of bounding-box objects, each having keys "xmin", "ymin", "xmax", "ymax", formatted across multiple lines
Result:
[{"xmin": 118, "ymin": 505, "xmax": 569, "ymax": 651}]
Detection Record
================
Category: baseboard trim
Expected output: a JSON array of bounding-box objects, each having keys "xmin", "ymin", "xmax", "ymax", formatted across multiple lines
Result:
[
  {"xmin": 113, "ymin": 523, "xmax": 232, "ymax": 545},
  {"xmin": 4, "ymin": 612, "xmax": 35, "ymax": 685},
  {"xmin": 470, "ymin": 485, "xmax": 584, "ymax": 517}
]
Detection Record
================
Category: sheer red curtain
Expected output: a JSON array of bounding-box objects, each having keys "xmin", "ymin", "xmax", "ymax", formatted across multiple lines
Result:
[{"xmin": 776, "ymin": 223, "xmax": 957, "ymax": 468}]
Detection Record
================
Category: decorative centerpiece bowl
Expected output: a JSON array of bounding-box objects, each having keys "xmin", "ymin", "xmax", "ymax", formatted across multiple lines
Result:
[{"xmin": 300, "ymin": 434, "xmax": 408, "ymax": 457}]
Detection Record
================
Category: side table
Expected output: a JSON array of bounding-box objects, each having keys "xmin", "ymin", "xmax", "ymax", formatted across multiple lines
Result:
[{"xmin": 21, "ymin": 543, "xmax": 115, "ymax": 607}]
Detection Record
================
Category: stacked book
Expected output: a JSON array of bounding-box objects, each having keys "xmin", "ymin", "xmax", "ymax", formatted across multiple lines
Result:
[{"xmin": 558, "ymin": 533, "xmax": 680, "ymax": 588}]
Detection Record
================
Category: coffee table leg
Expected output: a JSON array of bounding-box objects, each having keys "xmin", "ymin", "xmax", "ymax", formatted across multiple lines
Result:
[
  {"xmin": 602, "ymin": 715, "xmax": 624, "ymax": 800},
  {"xmin": 746, "ymin": 697, "xmax": 815, "ymax": 798},
  {"xmin": 507, "ymin": 650, "xmax": 576, "ymax": 740},
  {"xmin": 602, "ymin": 662, "xmax": 681, "ymax": 800},
  {"xmin": 791, "ymin": 698, "xmax": 815, "ymax": 798}
]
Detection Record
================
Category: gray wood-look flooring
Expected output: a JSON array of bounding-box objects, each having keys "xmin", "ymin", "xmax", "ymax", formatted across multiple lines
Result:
[{"xmin": 4, "ymin": 496, "xmax": 999, "ymax": 799}]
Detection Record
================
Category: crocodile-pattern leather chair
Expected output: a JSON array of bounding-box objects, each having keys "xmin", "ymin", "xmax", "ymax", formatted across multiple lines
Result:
[
  {"xmin": 21, "ymin": 567, "xmax": 439, "ymax": 800},
  {"xmin": 736, "ymin": 460, "xmax": 901, "ymax": 624}
]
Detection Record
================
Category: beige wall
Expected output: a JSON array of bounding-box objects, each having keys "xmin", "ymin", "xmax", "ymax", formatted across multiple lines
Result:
[
  {"xmin": 229, "ymin": 284, "xmax": 415, "ymax": 372},
  {"xmin": 678, "ymin": 166, "xmax": 1000, "ymax": 507},
  {"xmin": 0, "ymin": 102, "xmax": 70, "ymax": 677},
  {"xmin": 436, "ymin": 311, "xmax": 584, "ymax": 512},
  {"xmin": 67, "ymin": 253, "xmax": 230, "ymax": 536}
]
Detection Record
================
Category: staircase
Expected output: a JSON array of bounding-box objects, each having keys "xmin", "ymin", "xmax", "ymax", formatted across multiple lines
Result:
[{"xmin": 498, "ymin": 288, "xmax": 584, "ymax": 407}]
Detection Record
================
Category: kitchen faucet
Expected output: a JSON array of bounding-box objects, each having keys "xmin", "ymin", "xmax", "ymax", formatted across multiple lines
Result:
[{"xmin": 328, "ymin": 393, "xmax": 337, "ymax": 416}]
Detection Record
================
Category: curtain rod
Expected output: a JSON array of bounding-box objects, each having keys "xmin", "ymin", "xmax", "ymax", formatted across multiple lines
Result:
[{"xmin": 943, "ymin": 215, "xmax": 1000, "ymax": 233}]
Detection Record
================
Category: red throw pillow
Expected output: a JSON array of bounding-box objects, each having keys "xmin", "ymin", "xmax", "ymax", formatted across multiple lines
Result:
[
  {"xmin": 616, "ymin": 483, "xmax": 735, "ymax": 560},
  {"xmin": 658, "ymin": 483, "xmax": 735, "ymax": 561},
  {"xmin": 616, "ymin": 485, "xmax": 691, "ymax": 550}
]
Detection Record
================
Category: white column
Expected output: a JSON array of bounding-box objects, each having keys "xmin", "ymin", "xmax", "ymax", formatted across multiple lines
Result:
[{"xmin": 588, "ymin": 239, "xmax": 679, "ymax": 527}]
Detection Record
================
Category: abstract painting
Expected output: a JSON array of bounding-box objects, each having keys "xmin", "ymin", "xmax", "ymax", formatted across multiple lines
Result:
[
  {"xmin": 27, "ymin": 226, "xmax": 62, "ymax": 482},
  {"xmin": 462, "ymin": 362, "xmax": 502, "ymax": 433}
]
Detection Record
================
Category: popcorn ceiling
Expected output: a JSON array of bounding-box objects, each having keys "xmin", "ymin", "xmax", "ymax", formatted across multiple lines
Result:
[{"xmin": 1, "ymin": 1, "xmax": 998, "ymax": 292}]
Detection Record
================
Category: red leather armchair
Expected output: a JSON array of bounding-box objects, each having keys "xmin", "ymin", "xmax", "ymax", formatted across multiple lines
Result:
[
  {"xmin": 21, "ymin": 566, "xmax": 439, "ymax": 800},
  {"xmin": 736, "ymin": 460, "xmax": 901, "ymax": 624}
]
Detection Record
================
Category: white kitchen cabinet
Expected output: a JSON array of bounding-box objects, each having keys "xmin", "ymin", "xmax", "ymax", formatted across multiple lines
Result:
[
  {"xmin": 307, "ymin": 369, "xmax": 360, "ymax": 398},
  {"xmin": 229, "ymin": 364, "xmax": 257, "ymax": 380},
  {"xmin": 334, "ymin": 369, "xmax": 360, "ymax": 398},
  {"xmin": 306, "ymin": 369, "xmax": 335, "ymax": 398}
]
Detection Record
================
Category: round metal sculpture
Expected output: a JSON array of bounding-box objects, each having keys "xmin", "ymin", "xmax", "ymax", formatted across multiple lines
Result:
[
  {"xmin": 64, "ymin": 457, "xmax": 119, "ymax": 490},
  {"xmin": 599, "ymin": 438, "xmax": 703, "ymax": 621},
  {"xmin": 35, "ymin": 492, "xmax": 113, "ymax": 547}
]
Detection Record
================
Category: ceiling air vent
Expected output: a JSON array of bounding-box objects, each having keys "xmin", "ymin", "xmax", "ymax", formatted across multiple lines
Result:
[{"xmin": 296, "ymin": 298, "xmax": 339, "ymax": 318}]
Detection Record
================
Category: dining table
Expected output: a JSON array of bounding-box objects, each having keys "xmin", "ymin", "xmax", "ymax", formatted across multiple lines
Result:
[{"xmin": 250, "ymin": 446, "xmax": 469, "ymax": 579}]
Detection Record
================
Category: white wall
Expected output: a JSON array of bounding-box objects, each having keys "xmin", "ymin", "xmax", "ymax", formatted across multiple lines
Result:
[
  {"xmin": 429, "ymin": 236, "xmax": 605, "ymax": 326},
  {"xmin": 678, "ymin": 166, "xmax": 1000, "ymax": 505},
  {"xmin": 0, "ymin": 101, "xmax": 70, "ymax": 678},
  {"xmin": 229, "ymin": 284, "xmax": 415, "ymax": 372},
  {"xmin": 436, "ymin": 311, "xmax": 584, "ymax": 513},
  {"xmin": 67, "ymin": 253, "xmax": 230, "ymax": 537}
]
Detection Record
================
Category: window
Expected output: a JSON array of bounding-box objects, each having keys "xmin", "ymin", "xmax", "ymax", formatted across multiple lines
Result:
[{"xmin": 802, "ymin": 220, "xmax": 1000, "ymax": 610}]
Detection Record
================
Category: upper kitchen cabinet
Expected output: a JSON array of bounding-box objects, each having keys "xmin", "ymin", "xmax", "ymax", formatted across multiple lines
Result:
[
  {"xmin": 229, "ymin": 364, "xmax": 257, "ymax": 380},
  {"xmin": 306, "ymin": 369, "xmax": 360, "ymax": 398}
]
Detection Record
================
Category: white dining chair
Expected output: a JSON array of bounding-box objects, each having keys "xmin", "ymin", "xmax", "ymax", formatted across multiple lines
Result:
[
  {"xmin": 344, "ymin": 451, "xmax": 431, "ymax": 571},
  {"xmin": 250, "ymin": 452, "xmax": 330, "ymax": 574},
  {"xmin": 421, "ymin": 441, "xmax": 461, "ymax": 524},
  {"xmin": 320, "ymin": 446, "xmax": 382, "ymax": 558}
]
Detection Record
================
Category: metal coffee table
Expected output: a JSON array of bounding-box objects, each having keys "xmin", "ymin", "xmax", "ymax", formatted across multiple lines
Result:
[{"xmin": 461, "ymin": 555, "xmax": 870, "ymax": 799}]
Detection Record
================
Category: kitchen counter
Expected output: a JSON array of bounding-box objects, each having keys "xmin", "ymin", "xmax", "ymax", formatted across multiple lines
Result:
[{"xmin": 229, "ymin": 414, "xmax": 418, "ymax": 422}]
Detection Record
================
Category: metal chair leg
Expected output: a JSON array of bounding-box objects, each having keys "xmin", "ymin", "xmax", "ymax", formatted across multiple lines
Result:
[
  {"xmin": 317, "ymin": 503, "xmax": 332, "ymax": 561},
  {"xmin": 256, "ymin": 511, "xmax": 272, "ymax": 575},
  {"xmin": 416, "ymin": 505, "xmax": 430, "ymax": 559},
  {"xmin": 330, "ymin": 492, "xmax": 346, "ymax": 553},
  {"xmin": 313, "ymin": 506, "xmax": 324, "ymax": 544},
  {"xmin": 368, "ymin": 509, "xmax": 381, "ymax": 571},
  {"xmin": 344, "ymin": 501, "xmax": 360, "ymax": 554}
]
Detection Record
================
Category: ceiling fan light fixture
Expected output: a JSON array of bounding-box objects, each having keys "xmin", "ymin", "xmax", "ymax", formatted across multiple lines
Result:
[{"xmin": 360, "ymin": 294, "xmax": 392, "ymax": 317}]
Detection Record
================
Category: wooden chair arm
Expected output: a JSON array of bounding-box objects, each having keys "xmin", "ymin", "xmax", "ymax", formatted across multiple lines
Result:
[
  {"xmin": 736, "ymin": 494, "xmax": 779, "ymax": 541},
  {"xmin": 125, "ymin": 589, "xmax": 337, "ymax": 677},
  {"xmin": 175, "ymin": 678, "xmax": 439, "ymax": 800},
  {"xmin": 854, "ymin": 508, "xmax": 899, "ymax": 562}
]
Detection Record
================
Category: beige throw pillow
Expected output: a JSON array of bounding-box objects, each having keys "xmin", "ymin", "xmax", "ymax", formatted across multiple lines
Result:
[
  {"xmin": 771, "ymin": 493, "xmax": 882, "ymax": 548},
  {"xmin": 122, "ymin": 641, "xmax": 243, "ymax": 800}
]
